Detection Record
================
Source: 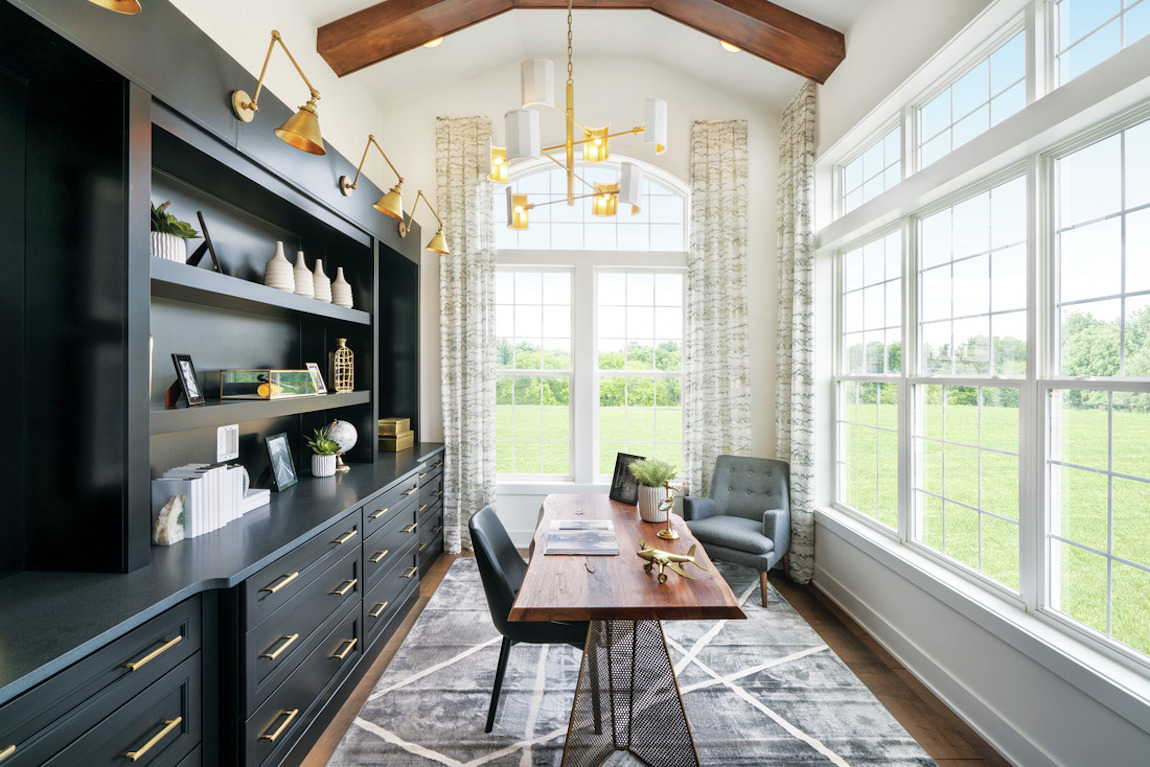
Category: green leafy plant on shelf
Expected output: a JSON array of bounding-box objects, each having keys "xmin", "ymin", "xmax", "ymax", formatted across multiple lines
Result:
[
  {"xmin": 306, "ymin": 424, "xmax": 342, "ymax": 455},
  {"xmin": 629, "ymin": 459, "xmax": 678, "ymax": 488},
  {"xmin": 150, "ymin": 200, "xmax": 200, "ymax": 238}
]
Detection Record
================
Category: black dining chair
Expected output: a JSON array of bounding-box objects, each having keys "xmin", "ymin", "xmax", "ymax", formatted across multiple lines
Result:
[{"xmin": 469, "ymin": 505, "xmax": 593, "ymax": 733}]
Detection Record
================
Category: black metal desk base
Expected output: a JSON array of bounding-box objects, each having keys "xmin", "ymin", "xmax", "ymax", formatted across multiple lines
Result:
[{"xmin": 562, "ymin": 620, "xmax": 699, "ymax": 767}]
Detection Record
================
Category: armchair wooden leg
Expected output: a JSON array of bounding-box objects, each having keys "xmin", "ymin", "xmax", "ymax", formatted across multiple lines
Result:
[
  {"xmin": 486, "ymin": 636, "xmax": 513, "ymax": 733},
  {"xmin": 760, "ymin": 570, "xmax": 769, "ymax": 608}
]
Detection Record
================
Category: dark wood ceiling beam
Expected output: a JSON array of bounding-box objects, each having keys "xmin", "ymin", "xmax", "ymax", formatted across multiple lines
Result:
[{"xmin": 318, "ymin": 0, "xmax": 845, "ymax": 83}]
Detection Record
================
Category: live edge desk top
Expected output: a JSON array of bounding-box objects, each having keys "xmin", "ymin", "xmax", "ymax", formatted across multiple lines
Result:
[{"xmin": 509, "ymin": 494, "xmax": 746, "ymax": 623}]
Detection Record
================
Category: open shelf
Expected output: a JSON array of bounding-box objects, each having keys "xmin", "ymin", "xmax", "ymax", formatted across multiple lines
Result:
[
  {"xmin": 150, "ymin": 391, "xmax": 370, "ymax": 435},
  {"xmin": 150, "ymin": 257, "xmax": 371, "ymax": 325}
]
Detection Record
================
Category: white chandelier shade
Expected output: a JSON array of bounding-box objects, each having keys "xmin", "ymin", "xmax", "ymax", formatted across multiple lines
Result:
[
  {"xmin": 619, "ymin": 161, "xmax": 643, "ymax": 214},
  {"xmin": 505, "ymin": 108, "xmax": 541, "ymax": 162},
  {"xmin": 521, "ymin": 58, "xmax": 555, "ymax": 108},
  {"xmin": 644, "ymin": 98, "xmax": 668, "ymax": 154}
]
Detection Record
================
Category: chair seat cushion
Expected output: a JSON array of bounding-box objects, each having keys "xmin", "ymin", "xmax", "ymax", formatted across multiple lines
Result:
[{"xmin": 688, "ymin": 516, "xmax": 775, "ymax": 556}]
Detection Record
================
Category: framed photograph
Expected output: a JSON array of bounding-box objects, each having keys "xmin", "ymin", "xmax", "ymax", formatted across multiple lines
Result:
[
  {"xmin": 265, "ymin": 432, "xmax": 298, "ymax": 491},
  {"xmin": 170, "ymin": 353, "xmax": 205, "ymax": 406},
  {"xmin": 185, "ymin": 211, "xmax": 222, "ymax": 273},
  {"xmin": 609, "ymin": 452, "xmax": 645, "ymax": 506},
  {"xmin": 306, "ymin": 362, "xmax": 327, "ymax": 394}
]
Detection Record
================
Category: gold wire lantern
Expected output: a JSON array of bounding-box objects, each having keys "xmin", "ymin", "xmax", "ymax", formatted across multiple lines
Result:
[{"xmin": 333, "ymin": 338, "xmax": 354, "ymax": 393}]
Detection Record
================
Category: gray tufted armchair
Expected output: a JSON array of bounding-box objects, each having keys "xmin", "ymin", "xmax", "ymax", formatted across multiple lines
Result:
[{"xmin": 682, "ymin": 455, "xmax": 790, "ymax": 607}]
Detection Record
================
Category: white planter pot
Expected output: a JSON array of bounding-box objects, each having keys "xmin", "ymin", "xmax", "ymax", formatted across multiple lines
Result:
[
  {"xmin": 151, "ymin": 232, "xmax": 186, "ymax": 262},
  {"xmin": 311, "ymin": 453, "xmax": 337, "ymax": 477},
  {"xmin": 637, "ymin": 485, "xmax": 667, "ymax": 523}
]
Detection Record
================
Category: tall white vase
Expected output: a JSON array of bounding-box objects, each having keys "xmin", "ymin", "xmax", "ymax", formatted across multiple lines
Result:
[
  {"xmin": 293, "ymin": 251, "xmax": 314, "ymax": 298},
  {"xmin": 264, "ymin": 241, "xmax": 295, "ymax": 293},
  {"xmin": 331, "ymin": 267, "xmax": 353, "ymax": 308},
  {"xmin": 637, "ymin": 485, "xmax": 667, "ymax": 522},
  {"xmin": 313, "ymin": 258, "xmax": 332, "ymax": 303}
]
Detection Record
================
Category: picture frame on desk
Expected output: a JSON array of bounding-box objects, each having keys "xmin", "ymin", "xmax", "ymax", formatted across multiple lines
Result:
[
  {"xmin": 609, "ymin": 452, "xmax": 645, "ymax": 506},
  {"xmin": 265, "ymin": 432, "xmax": 298, "ymax": 491}
]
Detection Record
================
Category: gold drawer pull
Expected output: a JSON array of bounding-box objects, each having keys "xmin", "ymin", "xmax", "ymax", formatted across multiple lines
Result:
[
  {"xmin": 331, "ymin": 578, "xmax": 358, "ymax": 596},
  {"xmin": 434, "ymin": 524, "xmax": 443, "ymax": 535},
  {"xmin": 369, "ymin": 507, "xmax": 390, "ymax": 519},
  {"xmin": 369, "ymin": 549, "xmax": 390, "ymax": 564},
  {"xmin": 369, "ymin": 601, "xmax": 390, "ymax": 618},
  {"xmin": 433, "ymin": 490, "xmax": 442, "ymax": 497},
  {"xmin": 124, "ymin": 717, "xmax": 182, "ymax": 762},
  {"xmin": 261, "ymin": 572, "xmax": 300, "ymax": 594},
  {"xmin": 401, "ymin": 566, "xmax": 418, "ymax": 579},
  {"xmin": 259, "ymin": 709, "xmax": 299, "ymax": 742},
  {"xmin": 403, "ymin": 487, "xmax": 417, "ymax": 496},
  {"xmin": 418, "ymin": 504, "xmax": 429, "ymax": 513},
  {"xmin": 330, "ymin": 637, "xmax": 358, "ymax": 661},
  {"xmin": 0, "ymin": 745, "xmax": 15, "ymax": 762},
  {"xmin": 418, "ymin": 542, "xmax": 428, "ymax": 552},
  {"xmin": 124, "ymin": 635, "xmax": 183, "ymax": 672},
  {"xmin": 433, "ymin": 460, "xmax": 443, "ymax": 468},
  {"xmin": 333, "ymin": 529, "xmax": 358, "ymax": 545},
  {"xmin": 419, "ymin": 472, "xmax": 429, "ymax": 478},
  {"xmin": 401, "ymin": 522, "xmax": 417, "ymax": 533},
  {"xmin": 260, "ymin": 633, "xmax": 300, "ymax": 661}
]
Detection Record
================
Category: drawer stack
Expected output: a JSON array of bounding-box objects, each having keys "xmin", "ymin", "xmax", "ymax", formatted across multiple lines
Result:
[
  {"xmin": 361, "ymin": 471, "xmax": 422, "ymax": 649},
  {"xmin": 0, "ymin": 597, "xmax": 203, "ymax": 767},
  {"xmin": 238, "ymin": 514, "xmax": 363, "ymax": 767},
  {"xmin": 416, "ymin": 456, "xmax": 445, "ymax": 575}
]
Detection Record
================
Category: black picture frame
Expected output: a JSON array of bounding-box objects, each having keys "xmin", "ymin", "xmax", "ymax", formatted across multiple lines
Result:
[
  {"xmin": 170, "ymin": 353, "xmax": 205, "ymax": 406},
  {"xmin": 185, "ymin": 211, "xmax": 222, "ymax": 273},
  {"xmin": 265, "ymin": 432, "xmax": 298, "ymax": 491},
  {"xmin": 609, "ymin": 452, "xmax": 645, "ymax": 506}
]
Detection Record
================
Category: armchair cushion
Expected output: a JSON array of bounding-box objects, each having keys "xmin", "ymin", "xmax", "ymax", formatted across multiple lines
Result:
[{"xmin": 688, "ymin": 515, "xmax": 776, "ymax": 556}]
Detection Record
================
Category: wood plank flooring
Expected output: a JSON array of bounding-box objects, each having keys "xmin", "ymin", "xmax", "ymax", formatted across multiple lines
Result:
[{"xmin": 302, "ymin": 555, "xmax": 1011, "ymax": 766}]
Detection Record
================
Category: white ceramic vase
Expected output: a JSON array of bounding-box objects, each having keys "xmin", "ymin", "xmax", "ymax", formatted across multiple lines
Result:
[
  {"xmin": 331, "ymin": 267, "xmax": 353, "ymax": 308},
  {"xmin": 264, "ymin": 241, "xmax": 295, "ymax": 292},
  {"xmin": 637, "ymin": 485, "xmax": 667, "ymax": 523},
  {"xmin": 312, "ymin": 453, "xmax": 337, "ymax": 477},
  {"xmin": 151, "ymin": 232, "xmax": 186, "ymax": 262},
  {"xmin": 292, "ymin": 251, "xmax": 314, "ymax": 298},
  {"xmin": 313, "ymin": 258, "xmax": 332, "ymax": 302}
]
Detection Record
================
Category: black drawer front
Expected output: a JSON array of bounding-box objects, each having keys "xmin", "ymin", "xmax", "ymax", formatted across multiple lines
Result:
[
  {"xmin": 245, "ymin": 609, "xmax": 361, "ymax": 767},
  {"xmin": 363, "ymin": 546, "xmax": 419, "ymax": 643},
  {"xmin": 363, "ymin": 474, "xmax": 419, "ymax": 538},
  {"xmin": 0, "ymin": 597, "xmax": 201, "ymax": 766},
  {"xmin": 43, "ymin": 652, "xmax": 202, "ymax": 767},
  {"xmin": 418, "ymin": 535, "xmax": 444, "ymax": 575},
  {"xmin": 363, "ymin": 505, "xmax": 420, "ymax": 586},
  {"xmin": 244, "ymin": 514, "xmax": 361, "ymax": 631},
  {"xmin": 245, "ymin": 545, "xmax": 361, "ymax": 714}
]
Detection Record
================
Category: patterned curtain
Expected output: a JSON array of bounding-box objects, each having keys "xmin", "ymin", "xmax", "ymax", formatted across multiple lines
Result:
[
  {"xmin": 684, "ymin": 120, "xmax": 752, "ymax": 497},
  {"xmin": 775, "ymin": 82, "xmax": 817, "ymax": 583},
  {"xmin": 437, "ymin": 116, "xmax": 496, "ymax": 553}
]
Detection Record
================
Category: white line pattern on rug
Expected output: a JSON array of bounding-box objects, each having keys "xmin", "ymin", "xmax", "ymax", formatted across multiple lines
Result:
[
  {"xmin": 520, "ymin": 644, "xmax": 550, "ymax": 767},
  {"xmin": 367, "ymin": 636, "xmax": 501, "ymax": 701}
]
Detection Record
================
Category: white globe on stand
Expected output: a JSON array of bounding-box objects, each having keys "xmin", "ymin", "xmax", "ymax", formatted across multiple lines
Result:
[{"xmin": 328, "ymin": 419, "xmax": 358, "ymax": 473}]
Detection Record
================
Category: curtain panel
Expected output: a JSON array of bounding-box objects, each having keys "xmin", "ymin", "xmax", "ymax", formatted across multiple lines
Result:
[
  {"xmin": 775, "ymin": 82, "xmax": 817, "ymax": 583},
  {"xmin": 437, "ymin": 116, "xmax": 497, "ymax": 553},
  {"xmin": 684, "ymin": 119, "xmax": 752, "ymax": 497}
]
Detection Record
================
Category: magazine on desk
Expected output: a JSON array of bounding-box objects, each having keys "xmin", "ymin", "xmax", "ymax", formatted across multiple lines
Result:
[{"xmin": 544, "ymin": 519, "xmax": 619, "ymax": 555}]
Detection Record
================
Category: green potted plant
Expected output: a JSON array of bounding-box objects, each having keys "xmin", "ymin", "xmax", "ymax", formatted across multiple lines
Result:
[
  {"xmin": 150, "ymin": 200, "xmax": 199, "ymax": 262},
  {"xmin": 629, "ymin": 458, "xmax": 678, "ymax": 522},
  {"xmin": 306, "ymin": 424, "xmax": 342, "ymax": 477}
]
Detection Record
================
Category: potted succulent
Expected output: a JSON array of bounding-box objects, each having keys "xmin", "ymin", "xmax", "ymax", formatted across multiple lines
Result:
[
  {"xmin": 629, "ymin": 459, "xmax": 679, "ymax": 522},
  {"xmin": 306, "ymin": 424, "xmax": 342, "ymax": 477},
  {"xmin": 150, "ymin": 200, "xmax": 199, "ymax": 262}
]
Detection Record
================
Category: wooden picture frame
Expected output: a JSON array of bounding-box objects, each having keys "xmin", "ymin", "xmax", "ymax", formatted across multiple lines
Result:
[
  {"xmin": 306, "ymin": 362, "xmax": 327, "ymax": 394},
  {"xmin": 170, "ymin": 353, "xmax": 205, "ymax": 406},
  {"xmin": 265, "ymin": 432, "xmax": 298, "ymax": 491},
  {"xmin": 609, "ymin": 452, "xmax": 645, "ymax": 506}
]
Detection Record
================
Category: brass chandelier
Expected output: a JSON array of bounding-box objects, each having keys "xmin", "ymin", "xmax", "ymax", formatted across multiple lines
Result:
[{"xmin": 490, "ymin": 0, "xmax": 667, "ymax": 230}]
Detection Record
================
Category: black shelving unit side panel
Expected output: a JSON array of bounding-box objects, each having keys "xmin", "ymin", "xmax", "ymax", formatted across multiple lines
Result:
[{"xmin": 377, "ymin": 246, "xmax": 421, "ymax": 437}]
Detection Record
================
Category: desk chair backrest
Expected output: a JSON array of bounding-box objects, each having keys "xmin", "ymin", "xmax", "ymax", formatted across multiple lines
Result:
[
  {"xmin": 470, "ymin": 505, "xmax": 528, "ymax": 638},
  {"xmin": 708, "ymin": 455, "xmax": 790, "ymax": 522}
]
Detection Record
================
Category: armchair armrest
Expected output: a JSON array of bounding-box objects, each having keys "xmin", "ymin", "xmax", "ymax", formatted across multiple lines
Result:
[
  {"xmin": 682, "ymin": 496, "xmax": 719, "ymax": 521},
  {"xmin": 762, "ymin": 508, "xmax": 791, "ymax": 557}
]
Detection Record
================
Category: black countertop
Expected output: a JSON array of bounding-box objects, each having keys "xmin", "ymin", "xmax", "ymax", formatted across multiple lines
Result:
[{"xmin": 0, "ymin": 443, "xmax": 444, "ymax": 704}]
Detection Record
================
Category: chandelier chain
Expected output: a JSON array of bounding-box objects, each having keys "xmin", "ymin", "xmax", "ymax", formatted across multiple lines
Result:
[{"xmin": 566, "ymin": 0, "xmax": 574, "ymax": 85}]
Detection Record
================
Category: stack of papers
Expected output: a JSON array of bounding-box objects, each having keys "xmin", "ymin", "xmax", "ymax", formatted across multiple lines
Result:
[{"xmin": 544, "ymin": 519, "xmax": 619, "ymax": 556}]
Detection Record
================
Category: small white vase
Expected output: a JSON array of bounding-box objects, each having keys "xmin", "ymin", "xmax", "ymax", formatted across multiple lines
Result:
[
  {"xmin": 293, "ymin": 251, "xmax": 314, "ymax": 298},
  {"xmin": 313, "ymin": 258, "xmax": 332, "ymax": 303},
  {"xmin": 637, "ymin": 485, "xmax": 667, "ymax": 523},
  {"xmin": 264, "ymin": 241, "xmax": 295, "ymax": 293},
  {"xmin": 151, "ymin": 232, "xmax": 186, "ymax": 262},
  {"xmin": 331, "ymin": 267, "xmax": 353, "ymax": 308},
  {"xmin": 312, "ymin": 453, "xmax": 337, "ymax": 477}
]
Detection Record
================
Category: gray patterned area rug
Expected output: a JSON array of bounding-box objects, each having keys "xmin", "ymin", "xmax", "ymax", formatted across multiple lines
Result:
[{"xmin": 328, "ymin": 558, "xmax": 936, "ymax": 766}]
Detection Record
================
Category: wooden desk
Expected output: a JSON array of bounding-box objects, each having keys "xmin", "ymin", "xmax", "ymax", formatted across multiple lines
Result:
[{"xmin": 510, "ymin": 494, "xmax": 746, "ymax": 767}]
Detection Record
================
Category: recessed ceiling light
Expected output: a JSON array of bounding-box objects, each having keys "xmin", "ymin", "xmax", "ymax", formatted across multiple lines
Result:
[
  {"xmin": 423, "ymin": 37, "xmax": 444, "ymax": 48},
  {"xmin": 720, "ymin": 41, "xmax": 741, "ymax": 53}
]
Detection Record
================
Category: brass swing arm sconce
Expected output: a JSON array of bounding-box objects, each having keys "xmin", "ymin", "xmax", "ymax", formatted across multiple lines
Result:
[
  {"xmin": 339, "ymin": 135, "xmax": 405, "ymax": 220},
  {"xmin": 230, "ymin": 30, "xmax": 325, "ymax": 156},
  {"xmin": 398, "ymin": 190, "xmax": 450, "ymax": 255}
]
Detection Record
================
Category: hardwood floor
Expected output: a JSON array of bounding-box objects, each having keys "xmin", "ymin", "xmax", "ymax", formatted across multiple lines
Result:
[{"xmin": 302, "ymin": 555, "xmax": 1011, "ymax": 766}]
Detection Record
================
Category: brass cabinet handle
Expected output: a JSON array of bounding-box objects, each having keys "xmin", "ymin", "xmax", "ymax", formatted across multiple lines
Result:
[
  {"xmin": 403, "ymin": 487, "xmax": 417, "ymax": 496},
  {"xmin": 433, "ymin": 490, "xmax": 442, "ymax": 497},
  {"xmin": 124, "ymin": 717, "xmax": 182, "ymax": 762},
  {"xmin": 261, "ymin": 572, "xmax": 300, "ymax": 594},
  {"xmin": 333, "ymin": 529, "xmax": 358, "ymax": 545},
  {"xmin": 260, "ymin": 633, "xmax": 300, "ymax": 661},
  {"xmin": 418, "ymin": 472, "xmax": 429, "ymax": 478},
  {"xmin": 124, "ymin": 635, "xmax": 183, "ymax": 671},
  {"xmin": 329, "ymin": 637, "xmax": 358, "ymax": 661},
  {"xmin": 331, "ymin": 578, "xmax": 358, "ymax": 596},
  {"xmin": 0, "ymin": 745, "xmax": 15, "ymax": 762},
  {"xmin": 418, "ymin": 504, "xmax": 429, "ymax": 512},
  {"xmin": 434, "ymin": 524, "xmax": 443, "ymax": 535},
  {"xmin": 418, "ymin": 542, "xmax": 427, "ymax": 552},
  {"xmin": 259, "ymin": 709, "xmax": 299, "ymax": 742},
  {"xmin": 433, "ymin": 460, "xmax": 443, "ymax": 468},
  {"xmin": 369, "ymin": 549, "xmax": 390, "ymax": 564},
  {"xmin": 369, "ymin": 507, "xmax": 390, "ymax": 519},
  {"xmin": 368, "ymin": 601, "xmax": 390, "ymax": 618},
  {"xmin": 401, "ymin": 522, "xmax": 417, "ymax": 533},
  {"xmin": 401, "ymin": 566, "xmax": 418, "ymax": 579}
]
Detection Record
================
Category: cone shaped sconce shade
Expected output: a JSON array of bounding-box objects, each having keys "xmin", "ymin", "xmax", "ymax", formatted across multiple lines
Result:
[
  {"xmin": 506, "ymin": 109, "xmax": 541, "ymax": 162},
  {"xmin": 274, "ymin": 97, "xmax": 325, "ymax": 155},
  {"xmin": 426, "ymin": 227, "xmax": 450, "ymax": 255},
  {"xmin": 521, "ymin": 58, "xmax": 555, "ymax": 108},
  {"xmin": 644, "ymin": 98, "xmax": 667, "ymax": 154},
  {"xmin": 87, "ymin": 0, "xmax": 141, "ymax": 13},
  {"xmin": 374, "ymin": 184, "xmax": 404, "ymax": 219}
]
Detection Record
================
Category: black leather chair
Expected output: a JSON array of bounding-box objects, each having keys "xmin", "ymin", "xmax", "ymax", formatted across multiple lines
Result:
[{"xmin": 470, "ymin": 505, "xmax": 591, "ymax": 733}]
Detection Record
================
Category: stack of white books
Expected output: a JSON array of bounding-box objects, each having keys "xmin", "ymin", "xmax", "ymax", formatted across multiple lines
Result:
[{"xmin": 151, "ymin": 462, "xmax": 270, "ymax": 539}]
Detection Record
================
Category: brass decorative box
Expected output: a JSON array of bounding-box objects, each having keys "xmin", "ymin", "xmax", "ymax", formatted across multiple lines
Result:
[
  {"xmin": 379, "ymin": 430, "xmax": 414, "ymax": 451},
  {"xmin": 220, "ymin": 369, "xmax": 319, "ymax": 400},
  {"xmin": 378, "ymin": 417, "xmax": 410, "ymax": 436}
]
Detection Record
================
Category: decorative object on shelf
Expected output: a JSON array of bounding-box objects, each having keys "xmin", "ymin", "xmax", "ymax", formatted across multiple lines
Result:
[
  {"xmin": 628, "ymin": 458, "xmax": 678, "ymax": 522},
  {"xmin": 656, "ymin": 481, "xmax": 687, "ymax": 541},
  {"xmin": 608, "ymin": 452, "xmax": 644, "ymax": 506},
  {"xmin": 332, "ymin": 338, "xmax": 354, "ymax": 392},
  {"xmin": 306, "ymin": 362, "xmax": 327, "ymax": 394},
  {"xmin": 306, "ymin": 424, "xmax": 341, "ymax": 478},
  {"xmin": 339, "ymin": 134, "xmax": 405, "ymax": 219},
  {"xmin": 219, "ymin": 369, "xmax": 319, "ymax": 399},
  {"xmin": 313, "ymin": 258, "xmax": 332, "ymax": 302},
  {"xmin": 489, "ymin": 0, "xmax": 664, "ymax": 229},
  {"xmin": 398, "ymin": 189, "xmax": 450, "ymax": 255},
  {"xmin": 150, "ymin": 200, "xmax": 199, "ymax": 262},
  {"xmin": 230, "ymin": 30, "xmax": 325, "ymax": 155},
  {"xmin": 151, "ymin": 495, "xmax": 185, "ymax": 546},
  {"xmin": 378, "ymin": 417, "xmax": 410, "ymax": 436},
  {"xmin": 327, "ymin": 419, "xmax": 358, "ymax": 473},
  {"xmin": 637, "ymin": 540, "xmax": 703, "ymax": 584},
  {"xmin": 264, "ymin": 241, "xmax": 295, "ymax": 293},
  {"xmin": 264, "ymin": 432, "xmax": 298, "ymax": 491},
  {"xmin": 292, "ymin": 251, "xmax": 314, "ymax": 298},
  {"xmin": 379, "ymin": 428, "xmax": 415, "ymax": 452},
  {"xmin": 185, "ymin": 212, "xmax": 222, "ymax": 273},
  {"xmin": 331, "ymin": 267, "xmax": 354, "ymax": 308},
  {"xmin": 167, "ymin": 353, "xmax": 205, "ymax": 408},
  {"xmin": 87, "ymin": 0, "xmax": 141, "ymax": 16}
]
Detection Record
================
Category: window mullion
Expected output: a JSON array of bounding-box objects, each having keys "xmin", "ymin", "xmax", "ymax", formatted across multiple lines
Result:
[{"xmin": 573, "ymin": 262, "xmax": 595, "ymax": 484}]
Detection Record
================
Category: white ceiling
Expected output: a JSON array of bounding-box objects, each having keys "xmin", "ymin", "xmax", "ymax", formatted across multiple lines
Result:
[{"xmin": 297, "ymin": 1, "xmax": 873, "ymax": 113}]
